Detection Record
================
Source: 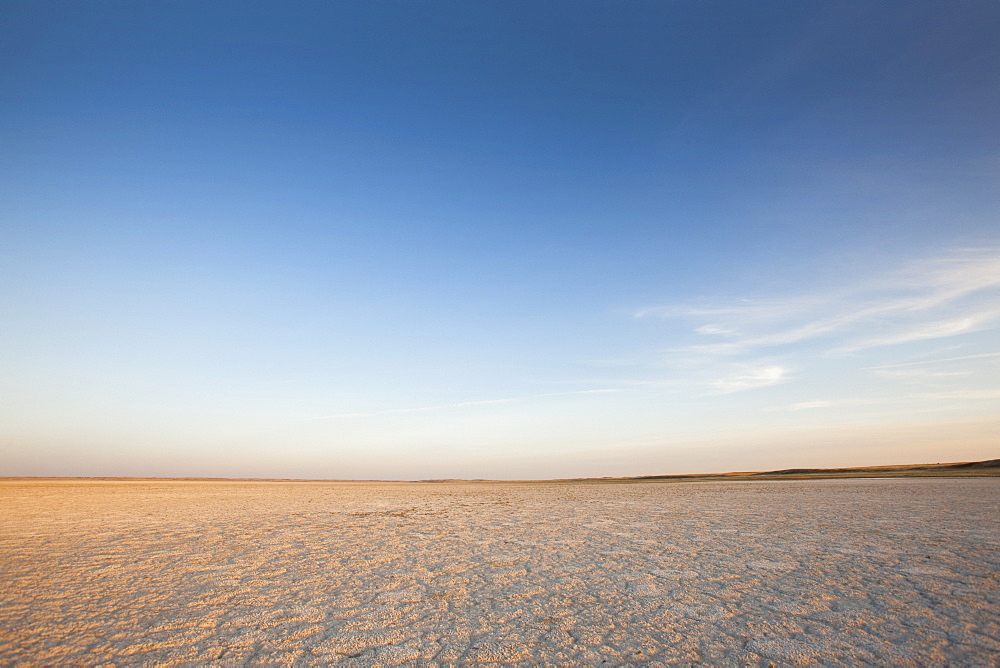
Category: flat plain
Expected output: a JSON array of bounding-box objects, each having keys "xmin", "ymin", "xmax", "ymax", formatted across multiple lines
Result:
[{"xmin": 1, "ymin": 478, "xmax": 998, "ymax": 665}]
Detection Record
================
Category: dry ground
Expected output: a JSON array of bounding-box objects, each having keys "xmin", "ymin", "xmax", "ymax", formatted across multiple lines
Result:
[{"xmin": 1, "ymin": 478, "xmax": 998, "ymax": 665}]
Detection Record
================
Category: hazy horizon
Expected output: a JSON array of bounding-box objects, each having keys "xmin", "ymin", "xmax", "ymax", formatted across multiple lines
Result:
[
  {"xmin": 4, "ymin": 449, "xmax": 997, "ymax": 482},
  {"xmin": 3, "ymin": 2, "xmax": 998, "ymax": 479}
]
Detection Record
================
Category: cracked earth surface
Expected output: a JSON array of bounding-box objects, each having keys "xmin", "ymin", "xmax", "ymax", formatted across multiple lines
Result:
[{"xmin": 1, "ymin": 478, "xmax": 998, "ymax": 665}]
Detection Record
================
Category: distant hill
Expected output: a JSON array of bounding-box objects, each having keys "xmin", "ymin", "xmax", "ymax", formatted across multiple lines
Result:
[
  {"xmin": 944, "ymin": 458, "xmax": 1000, "ymax": 469},
  {"xmin": 602, "ymin": 458, "xmax": 1000, "ymax": 483}
]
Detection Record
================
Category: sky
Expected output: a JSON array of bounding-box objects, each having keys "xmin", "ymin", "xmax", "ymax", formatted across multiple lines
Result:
[{"xmin": 2, "ymin": 1, "xmax": 998, "ymax": 479}]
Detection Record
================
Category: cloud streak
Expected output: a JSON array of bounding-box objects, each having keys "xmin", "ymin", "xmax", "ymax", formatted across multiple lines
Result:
[
  {"xmin": 711, "ymin": 365, "xmax": 790, "ymax": 394},
  {"xmin": 314, "ymin": 389, "xmax": 625, "ymax": 420},
  {"xmin": 626, "ymin": 248, "xmax": 1000, "ymax": 403},
  {"xmin": 787, "ymin": 400, "xmax": 835, "ymax": 410},
  {"xmin": 864, "ymin": 352, "xmax": 1000, "ymax": 369},
  {"xmin": 641, "ymin": 248, "xmax": 1000, "ymax": 357}
]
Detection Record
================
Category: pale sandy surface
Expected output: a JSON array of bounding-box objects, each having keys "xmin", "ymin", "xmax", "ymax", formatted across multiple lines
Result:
[{"xmin": 1, "ymin": 479, "xmax": 998, "ymax": 666}]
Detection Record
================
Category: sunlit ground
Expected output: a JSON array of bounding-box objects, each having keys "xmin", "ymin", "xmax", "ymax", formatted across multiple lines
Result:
[{"xmin": 2, "ymin": 478, "xmax": 997, "ymax": 665}]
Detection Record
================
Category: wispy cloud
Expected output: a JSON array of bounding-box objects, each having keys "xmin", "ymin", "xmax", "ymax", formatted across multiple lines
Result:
[
  {"xmin": 624, "ymin": 248, "xmax": 1000, "ymax": 403},
  {"xmin": 695, "ymin": 324, "xmax": 738, "ymax": 336},
  {"xmin": 711, "ymin": 365, "xmax": 790, "ymax": 394},
  {"xmin": 639, "ymin": 248, "xmax": 1000, "ymax": 357},
  {"xmin": 832, "ymin": 308, "xmax": 1000, "ymax": 354},
  {"xmin": 864, "ymin": 352, "xmax": 1000, "ymax": 369},
  {"xmin": 913, "ymin": 389, "xmax": 1000, "ymax": 400},
  {"xmin": 787, "ymin": 400, "xmax": 836, "ymax": 410},
  {"xmin": 314, "ymin": 389, "xmax": 624, "ymax": 420},
  {"xmin": 871, "ymin": 368, "xmax": 971, "ymax": 380}
]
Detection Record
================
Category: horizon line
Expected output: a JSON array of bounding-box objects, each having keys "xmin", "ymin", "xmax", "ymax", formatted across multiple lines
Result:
[{"xmin": 4, "ymin": 458, "xmax": 997, "ymax": 484}]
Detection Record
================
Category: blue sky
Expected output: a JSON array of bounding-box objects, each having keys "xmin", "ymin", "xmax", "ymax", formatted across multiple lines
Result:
[{"xmin": 2, "ymin": 1, "xmax": 998, "ymax": 478}]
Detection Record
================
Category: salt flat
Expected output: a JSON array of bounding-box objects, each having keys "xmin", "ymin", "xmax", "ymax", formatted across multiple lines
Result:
[{"xmin": 1, "ymin": 478, "xmax": 997, "ymax": 666}]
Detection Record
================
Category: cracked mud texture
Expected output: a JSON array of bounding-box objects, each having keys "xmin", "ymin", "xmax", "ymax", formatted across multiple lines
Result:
[{"xmin": 1, "ymin": 478, "xmax": 998, "ymax": 665}]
